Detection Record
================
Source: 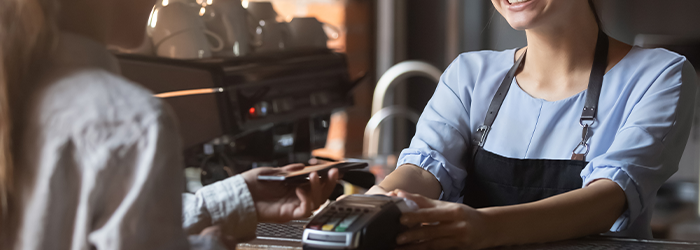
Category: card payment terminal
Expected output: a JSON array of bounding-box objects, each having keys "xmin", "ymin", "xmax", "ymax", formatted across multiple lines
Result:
[{"xmin": 302, "ymin": 195, "xmax": 418, "ymax": 250}]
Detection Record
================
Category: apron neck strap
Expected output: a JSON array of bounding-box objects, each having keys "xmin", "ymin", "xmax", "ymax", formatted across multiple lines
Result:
[
  {"xmin": 474, "ymin": 30, "xmax": 609, "ymax": 156},
  {"xmin": 580, "ymin": 30, "xmax": 609, "ymax": 125}
]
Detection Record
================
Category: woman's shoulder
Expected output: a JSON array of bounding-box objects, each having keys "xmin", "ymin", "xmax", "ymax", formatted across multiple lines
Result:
[
  {"xmin": 451, "ymin": 49, "xmax": 518, "ymax": 68},
  {"xmin": 442, "ymin": 49, "xmax": 518, "ymax": 80},
  {"xmin": 439, "ymin": 49, "xmax": 519, "ymax": 90},
  {"xmin": 612, "ymin": 46, "xmax": 695, "ymax": 91},
  {"xmin": 32, "ymin": 68, "xmax": 168, "ymax": 135},
  {"xmin": 622, "ymin": 46, "xmax": 689, "ymax": 74}
]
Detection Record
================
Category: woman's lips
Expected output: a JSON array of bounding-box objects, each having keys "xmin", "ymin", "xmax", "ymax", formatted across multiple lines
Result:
[{"xmin": 505, "ymin": 0, "xmax": 535, "ymax": 11}]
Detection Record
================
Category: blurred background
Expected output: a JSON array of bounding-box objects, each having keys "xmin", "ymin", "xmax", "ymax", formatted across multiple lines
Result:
[{"xmin": 116, "ymin": 0, "xmax": 700, "ymax": 241}]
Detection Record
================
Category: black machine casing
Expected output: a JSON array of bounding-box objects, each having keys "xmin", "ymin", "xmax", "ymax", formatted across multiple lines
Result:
[{"xmin": 116, "ymin": 49, "xmax": 353, "ymax": 166}]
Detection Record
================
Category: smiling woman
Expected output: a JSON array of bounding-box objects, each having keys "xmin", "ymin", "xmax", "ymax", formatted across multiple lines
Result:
[{"xmin": 368, "ymin": 0, "xmax": 698, "ymax": 249}]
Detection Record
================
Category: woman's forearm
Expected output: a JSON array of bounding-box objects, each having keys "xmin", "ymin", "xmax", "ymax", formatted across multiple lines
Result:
[
  {"xmin": 480, "ymin": 179, "xmax": 627, "ymax": 247},
  {"xmin": 370, "ymin": 164, "xmax": 442, "ymax": 199}
]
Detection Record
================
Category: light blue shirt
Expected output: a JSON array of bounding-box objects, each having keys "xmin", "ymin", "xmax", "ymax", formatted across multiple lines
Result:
[{"xmin": 398, "ymin": 47, "xmax": 698, "ymax": 238}]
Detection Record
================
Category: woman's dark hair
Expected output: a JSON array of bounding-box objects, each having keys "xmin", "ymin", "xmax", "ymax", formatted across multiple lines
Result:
[{"xmin": 588, "ymin": 0, "xmax": 603, "ymax": 29}]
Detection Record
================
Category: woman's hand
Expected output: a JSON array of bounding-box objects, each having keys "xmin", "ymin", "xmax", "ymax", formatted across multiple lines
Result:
[
  {"xmin": 365, "ymin": 185, "xmax": 391, "ymax": 195},
  {"xmin": 393, "ymin": 190, "xmax": 493, "ymax": 250},
  {"xmin": 241, "ymin": 164, "xmax": 340, "ymax": 223}
]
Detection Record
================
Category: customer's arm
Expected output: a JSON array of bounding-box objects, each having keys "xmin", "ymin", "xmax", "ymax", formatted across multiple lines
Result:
[
  {"xmin": 182, "ymin": 175, "xmax": 259, "ymax": 242},
  {"xmin": 182, "ymin": 165, "xmax": 339, "ymax": 243}
]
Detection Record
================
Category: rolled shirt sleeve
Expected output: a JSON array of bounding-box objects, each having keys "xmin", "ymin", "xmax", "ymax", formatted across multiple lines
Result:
[
  {"xmin": 398, "ymin": 57, "xmax": 473, "ymax": 202},
  {"xmin": 182, "ymin": 175, "xmax": 258, "ymax": 243},
  {"xmin": 581, "ymin": 59, "xmax": 698, "ymax": 232}
]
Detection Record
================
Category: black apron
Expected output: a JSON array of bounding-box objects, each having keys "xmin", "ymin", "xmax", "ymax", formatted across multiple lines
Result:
[{"xmin": 463, "ymin": 31, "xmax": 609, "ymax": 208}]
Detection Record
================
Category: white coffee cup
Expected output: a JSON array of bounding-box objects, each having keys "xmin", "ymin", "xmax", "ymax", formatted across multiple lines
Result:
[
  {"xmin": 156, "ymin": 29, "xmax": 225, "ymax": 59},
  {"xmin": 203, "ymin": 0, "xmax": 252, "ymax": 57},
  {"xmin": 151, "ymin": 2, "xmax": 224, "ymax": 59},
  {"xmin": 288, "ymin": 17, "xmax": 339, "ymax": 49}
]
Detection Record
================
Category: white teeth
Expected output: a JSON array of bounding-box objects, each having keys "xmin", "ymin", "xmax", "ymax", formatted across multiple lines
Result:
[{"xmin": 508, "ymin": 0, "xmax": 531, "ymax": 3}]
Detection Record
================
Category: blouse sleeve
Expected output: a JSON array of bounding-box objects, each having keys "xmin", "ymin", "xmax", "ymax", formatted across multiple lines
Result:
[
  {"xmin": 580, "ymin": 58, "xmax": 698, "ymax": 232},
  {"xmin": 397, "ymin": 56, "xmax": 473, "ymax": 202}
]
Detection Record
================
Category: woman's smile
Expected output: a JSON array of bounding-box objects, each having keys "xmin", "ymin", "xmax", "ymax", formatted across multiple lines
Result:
[{"xmin": 505, "ymin": 0, "xmax": 536, "ymax": 11}]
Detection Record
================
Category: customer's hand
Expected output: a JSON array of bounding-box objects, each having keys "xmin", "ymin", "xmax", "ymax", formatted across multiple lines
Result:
[
  {"xmin": 241, "ymin": 164, "xmax": 340, "ymax": 223},
  {"xmin": 392, "ymin": 190, "xmax": 490, "ymax": 250},
  {"xmin": 197, "ymin": 225, "xmax": 234, "ymax": 250}
]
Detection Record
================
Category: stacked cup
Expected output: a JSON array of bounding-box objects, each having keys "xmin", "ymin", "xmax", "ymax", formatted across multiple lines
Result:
[
  {"xmin": 246, "ymin": 2, "xmax": 291, "ymax": 52},
  {"xmin": 288, "ymin": 17, "xmax": 339, "ymax": 49},
  {"xmin": 202, "ymin": 0, "xmax": 253, "ymax": 57},
  {"xmin": 151, "ymin": 2, "xmax": 224, "ymax": 59},
  {"xmin": 147, "ymin": 0, "xmax": 339, "ymax": 59}
]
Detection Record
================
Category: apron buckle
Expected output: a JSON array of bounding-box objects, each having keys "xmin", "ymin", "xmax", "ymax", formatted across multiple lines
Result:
[
  {"xmin": 572, "ymin": 124, "xmax": 591, "ymax": 160},
  {"xmin": 572, "ymin": 141, "xmax": 590, "ymax": 157},
  {"xmin": 475, "ymin": 125, "xmax": 491, "ymax": 147}
]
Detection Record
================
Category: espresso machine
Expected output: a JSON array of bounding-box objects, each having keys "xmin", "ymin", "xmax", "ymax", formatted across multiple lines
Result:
[{"xmin": 116, "ymin": 49, "xmax": 354, "ymax": 186}]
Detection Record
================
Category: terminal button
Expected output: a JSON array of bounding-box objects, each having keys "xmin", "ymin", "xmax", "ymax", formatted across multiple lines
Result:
[
  {"xmin": 322, "ymin": 216, "xmax": 343, "ymax": 231},
  {"xmin": 335, "ymin": 214, "xmax": 361, "ymax": 232},
  {"xmin": 308, "ymin": 214, "xmax": 332, "ymax": 230}
]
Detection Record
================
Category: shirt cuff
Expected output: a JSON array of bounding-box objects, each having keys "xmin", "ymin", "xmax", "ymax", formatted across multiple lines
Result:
[
  {"xmin": 199, "ymin": 175, "xmax": 258, "ymax": 242},
  {"xmin": 581, "ymin": 165, "xmax": 642, "ymax": 232},
  {"xmin": 398, "ymin": 149, "xmax": 465, "ymax": 202}
]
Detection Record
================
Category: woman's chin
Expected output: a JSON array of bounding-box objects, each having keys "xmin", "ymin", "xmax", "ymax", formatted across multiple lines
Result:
[{"xmin": 504, "ymin": 18, "xmax": 537, "ymax": 31}]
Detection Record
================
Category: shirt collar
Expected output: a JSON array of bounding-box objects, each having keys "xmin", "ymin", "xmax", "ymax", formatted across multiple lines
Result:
[{"xmin": 53, "ymin": 32, "xmax": 121, "ymax": 74}]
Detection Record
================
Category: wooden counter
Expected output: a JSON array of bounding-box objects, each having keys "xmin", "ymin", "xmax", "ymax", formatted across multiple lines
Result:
[{"xmin": 238, "ymin": 222, "xmax": 700, "ymax": 249}]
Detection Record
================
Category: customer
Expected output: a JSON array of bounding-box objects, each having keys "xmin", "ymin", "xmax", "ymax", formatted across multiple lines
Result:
[
  {"xmin": 370, "ymin": 0, "xmax": 697, "ymax": 249},
  {"xmin": 0, "ymin": 0, "xmax": 338, "ymax": 249}
]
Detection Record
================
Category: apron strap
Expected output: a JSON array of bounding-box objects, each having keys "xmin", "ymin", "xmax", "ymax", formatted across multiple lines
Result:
[
  {"xmin": 580, "ymin": 30, "xmax": 609, "ymax": 123},
  {"xmin": 473, "ymin": 50, "xmax": 527, "ymax": 148},
  {"xmin": 572, "ymin": 30, "xmax": 609, "ymax": 160},
  {"xmin": 473, "ymin": 30, "xmax": 609, "ymax": 161}
]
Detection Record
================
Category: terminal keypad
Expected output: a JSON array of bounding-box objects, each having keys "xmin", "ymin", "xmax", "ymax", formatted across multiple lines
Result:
[{"xmin": 307, "ymin": 205, "xmax": 370, "ymax": 232}]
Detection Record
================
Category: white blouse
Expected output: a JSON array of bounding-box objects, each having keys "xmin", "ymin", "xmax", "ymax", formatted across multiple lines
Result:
[{"xmin": 5, "ymin": 33, "xmax": 257, "ymax": 250}]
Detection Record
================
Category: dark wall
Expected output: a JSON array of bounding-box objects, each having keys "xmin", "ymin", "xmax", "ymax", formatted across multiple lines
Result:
[
  {"xmin": 402, "ymin": 0, "xmax": 449, "ymax": 143},
  {"xmin": 405, "ymin": 0, "xmax": 447, "ymax": 108}
]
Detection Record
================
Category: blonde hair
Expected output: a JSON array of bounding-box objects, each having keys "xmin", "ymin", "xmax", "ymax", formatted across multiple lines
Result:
[{"xmin": 0, "ymin": 0, "xmax": 58, "ymax": 225}]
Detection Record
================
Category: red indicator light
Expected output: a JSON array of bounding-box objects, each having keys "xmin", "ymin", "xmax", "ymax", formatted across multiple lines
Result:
[{"xmin": 249, "ymin": 107, "xmax": 256, "ymax": 115}]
